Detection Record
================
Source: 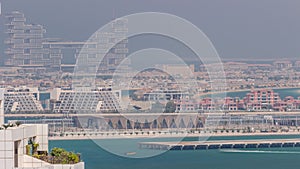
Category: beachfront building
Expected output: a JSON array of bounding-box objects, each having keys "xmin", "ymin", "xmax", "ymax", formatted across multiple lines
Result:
[
  {"xmin": 197, "ymin": 89, "xmax": 300, "ymax": 112},
  {"xmin": 3, "ymin": 87, "xmax": 43, "ymax": 113},
  {"xmin": 143, "ymin": 90, "xmax": 190, "ymax": 102},
  {"xmin": 50, "ymin": 88, "xmax": 121, "ymax": 113},
  {"xmin": 222, "ymin": 97, "xmax": 245, "ymax": 111},
  {"xmin": 294, "ymin": 61, "xmax": 300, "ymax": 69},
  {"xmin": 243, "ymin": 89, "xmax": 281, "ymax": 110},
  {"xmin": 174, "ymin": 99, "xmax": 198, "ymax": 112},
  {"xmin": 198, "ymin": 97, "xmax": 245, "ymax": 111},
  {"xmin": 273, "ymin": 96, "xmax": 300, "ymax": 111},
  {"xmin": 273, "ymin": 60, "xmax": 292, "ymax": 70},
  {"xmin": 199, "ymin": 98, "xmax": 216, "ymax": 110}
]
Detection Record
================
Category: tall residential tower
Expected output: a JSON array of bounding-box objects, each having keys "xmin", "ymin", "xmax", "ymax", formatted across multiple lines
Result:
[
  {"xmin": 5, "ymin": 11, "xmax": 46, "ymax": 67},
  {"xmin": 4, "ymin": 11, "xmax": 128, "ymax": 73}
]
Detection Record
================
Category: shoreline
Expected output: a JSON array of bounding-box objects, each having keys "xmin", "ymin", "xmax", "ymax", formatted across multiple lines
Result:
[
  {"xmin": 49, "ymin": 131, "xmax": 300, "ymax": 141},
  {"xmin": 199, "ymin": 86, "xmax": 300, "ymax": 97}
]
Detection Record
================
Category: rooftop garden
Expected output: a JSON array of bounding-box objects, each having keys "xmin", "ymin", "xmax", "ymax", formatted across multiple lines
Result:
[
  {"xmin": 29, "ymin": 146, "xmax": 81, "ymax": 164},
  {"xmin": 0, "ymin": 121, "xmax": 81, "ymax": 165},
  {"xmin": 0, "ymin": 121, "xmax": 22, "ymax": 130}
]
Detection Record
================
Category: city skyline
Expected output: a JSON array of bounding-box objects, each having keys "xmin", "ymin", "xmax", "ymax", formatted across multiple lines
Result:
[
  {"xmin": 0, "ymin": 0, "xmax": 300, "ymax": 65},
  {"xmin": 1, "ymin": 1, "xmax": 300, "ymax": 169},
  {"xmin": 2, "ymin": 10, "xmax": 128, "ymax": 73}
]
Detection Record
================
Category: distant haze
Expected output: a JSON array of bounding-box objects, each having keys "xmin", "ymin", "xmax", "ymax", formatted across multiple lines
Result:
[{"xmin": 1, "ymin": 0, "xmax": 300, "ymax": 64}]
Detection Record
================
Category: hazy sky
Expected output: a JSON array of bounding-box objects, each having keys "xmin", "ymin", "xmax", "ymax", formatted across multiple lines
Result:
[{"xmin": 1, "ymin": 0, "xmax": 300, "ymax": 62}]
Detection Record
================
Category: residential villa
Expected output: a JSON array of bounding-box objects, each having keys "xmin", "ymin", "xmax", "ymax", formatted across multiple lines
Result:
[{"xmin": 198, "ymin": 89, "xmax": 300, "ymax": 111}]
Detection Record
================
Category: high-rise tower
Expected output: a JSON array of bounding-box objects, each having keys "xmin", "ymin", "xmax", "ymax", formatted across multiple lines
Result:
[
  {"xmin": 4, "ymin": 11, "xmax": 46, "ymax": 67},
  {"xmin": 98, "ymin": 18, "xmax": 129, "ymax": 73}
]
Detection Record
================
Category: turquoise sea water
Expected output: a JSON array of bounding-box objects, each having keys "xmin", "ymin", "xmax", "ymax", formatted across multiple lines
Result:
[
  {"xmin": 50, "ymin": 135, "xmax": 300, "ymax": 169},
  {"xmin": 203, "ymin": 88, "xmax": 300, "ymax": 99}
]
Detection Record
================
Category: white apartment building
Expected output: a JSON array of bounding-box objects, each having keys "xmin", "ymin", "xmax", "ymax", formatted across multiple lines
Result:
[
  {"xmin": 0, "ymin": 124, "xmax": 84, "ymax": 169},
  {"xmin": 3, "ymin": 87, "xmax": 43, "ymax": 112},
  {"xmin": 51, "ymin": 88, "xmax": 121, "ymax": 113}
]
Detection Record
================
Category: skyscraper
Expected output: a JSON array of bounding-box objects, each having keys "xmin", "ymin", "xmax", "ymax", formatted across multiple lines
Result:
[
  {"xmin": 4, "ymin": 11, "xmax": 46, "ymax": 67},
  {"xmin": 4, "ymin": 11, "xmax": 128, "ymax": 73},
  {"xmin": 98, "ymin": 18, "xmax": 129, "ymax": 73}
]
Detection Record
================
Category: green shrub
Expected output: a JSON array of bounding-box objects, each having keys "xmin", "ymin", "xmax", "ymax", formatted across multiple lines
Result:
[
  {"xmin": 68, "ymin": 152, "xmax": 79, "ymax": 163},
  {"xmin": 50, "ymin": 147, "xmax": 80, "ymax": 164}
]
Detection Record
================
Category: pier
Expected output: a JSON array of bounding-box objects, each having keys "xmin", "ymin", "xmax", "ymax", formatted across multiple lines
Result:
[{"xmin": 139, "ymin": 138, "xmax": 300, "ymax": 150}]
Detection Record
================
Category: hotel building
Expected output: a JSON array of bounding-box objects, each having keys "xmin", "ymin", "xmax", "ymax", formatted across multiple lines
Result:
[
  {"xmin": 50, "ymin": 88, "xmax": 121, "ymax": 113},
  {"xmin": 3, "ymin": 87, "xmax": 43, "ymax": 113},
  {"xmin": 243, "ymin": 89, "xmax": 281, "ymax": 110}
]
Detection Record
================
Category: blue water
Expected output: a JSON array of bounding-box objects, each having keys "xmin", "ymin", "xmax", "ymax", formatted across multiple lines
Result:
[
  {"xmin": 39, "ymin": 92, "xmax": 51, "ymax": 100},
  {"xmin": 203, "ymin": 88, "xmax": 300, "ymax": 99},
  {"xmin": 49, "ymin": 135, "xmax": 300, "ymax": 169}
]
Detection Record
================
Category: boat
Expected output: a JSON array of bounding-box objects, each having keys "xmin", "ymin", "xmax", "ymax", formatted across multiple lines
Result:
[{"xmin": 125, "ymin": 152, "xmax": 136, "ymax": 155}]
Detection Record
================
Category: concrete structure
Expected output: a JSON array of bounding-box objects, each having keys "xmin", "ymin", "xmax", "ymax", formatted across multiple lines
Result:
[
  {"xmin": 223, "ymin": 97, "xmax": 245, "ymax": 111},
  {"xmin": 143, "ymin": 90, "xmax": 189, "ymax": 102},
  {"xmin": 0, "ymin": 88, "xmax": 84, "ymax": 168},
  {"xmin": 42, "ymin": 39, "xmax": 98, "ymax": 71},
  {"xmin": 50, "ymin": 88, "xmax": 121, "ymax": 113},
  {"xmin": 0, "ymin": 124, "xmax": 84, "ymax": 169},
  {"xmin": 3, "ymin": 87, "xmax": 43, "ymax": 112},
  {"xmin": 5, "ymin": 11, "xmax": 128, "ymax": 73},
  {"xmin": 5, "ymin": 11, "xmax": 46, "ymax": 67},
  {"xmin": 0, "ymin": 102, "xmax": 84, "ymax": 169},
  {"xmin": 243, "ymin": 89, "xmax": 281, "ymax": 110},
  {"xmin": 0, "ymin": 124, "xmax": 48, "ymax": 168},
  {"xmin": 66, "ymin": 113, "xmax": 203, "ymax": 130},
  {"xmin": 198, "ymin": 89, "xmax": 300, "ymax": 111},
  {"xmin": 174, "ymin": 99, "xmax": 198, "ymax": 112},
  {"xmin": 0, "ymin": 88, "xmax": 4, "ymax": 125},
  {"xmin": 273, "ymin": 61, "xmax": 292, "ymax": 70},
  {"xmin": 139, "ymin": 138, "xmax": 300, "ymax": 151},
  {"xmin": 199, "ymin": 98, "xmax": 216, "ymax": 110},
  {"xmin": 4, "ymin": 111, "xmax": 300, "ymax": 131},
  {"xmin": 97, "ymin": 18, "xmax": 128, "ymax": 73}
]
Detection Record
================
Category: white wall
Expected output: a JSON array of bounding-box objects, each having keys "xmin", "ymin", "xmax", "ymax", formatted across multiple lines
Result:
[
  {"xmin": 0, "ymin": 124, "xmax": 49, "ymax": 169},
  {"xmin": 0, "ymin": 124, "xmax": 84, "ymax": 169},
  {"xmin": 0, "ymin": 88, "xmax": 5, "ymax": 125},
  {"xmin": 23, "ymin": 155, "xmax": 85, "ymax": 169}
]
